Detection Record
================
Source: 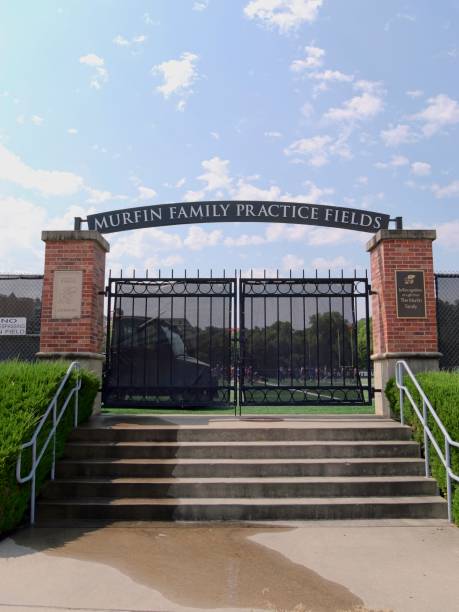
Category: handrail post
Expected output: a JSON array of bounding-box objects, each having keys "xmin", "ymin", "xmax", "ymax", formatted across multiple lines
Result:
[
  {"xmin": 423, "ymin": 398, "xmax": 430, "ymax": 478},
  {"xmin": 397, "ymin": 362, "xmax": 404, "ymax": 425},
  {"xmin": 445, "ymin": 440, "xmax": 452, "ymax": 523},
  {"xmin": 74, "ymin": 373, "xmax": 79, "ymax": 427},
  {"xmin": 30, "ymin": 442, "xmax": 36, "ymax": 525},
  {"xmin": 51, "ymin": 399, "xmax": 56, "ymax": 480}
]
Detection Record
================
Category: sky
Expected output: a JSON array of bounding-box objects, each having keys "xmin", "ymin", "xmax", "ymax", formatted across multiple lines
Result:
[{"xmin": 1, "ymin": 0, "xmax": 458, "ymax": 278}]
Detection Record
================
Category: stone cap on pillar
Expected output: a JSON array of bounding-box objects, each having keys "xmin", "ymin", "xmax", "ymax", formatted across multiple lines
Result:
[
  {"xmin": 41, "ymin": 230, "xmax": 110, "ymax": 252},
  {"xmin": 366, "ymin": 229, "xmax": 436, "ymax": 252}
]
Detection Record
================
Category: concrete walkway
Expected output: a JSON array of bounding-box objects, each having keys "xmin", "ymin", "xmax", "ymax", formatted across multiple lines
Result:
[{"xmin": 0, "ymin": 520, "xmax": 458, "ymax": 612}]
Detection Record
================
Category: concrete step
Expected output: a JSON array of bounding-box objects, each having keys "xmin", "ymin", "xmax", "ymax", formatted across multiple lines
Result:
[
  {"xmin": 37, "ymin": 495, "xmax": 448, "ymax": 522},
  {"xmin": 70, "ymin": 424, "xmax": 413, "ymax": 443},
  {"xmin": 40, "ymin": 476, "xmax": 439, "ymax": 500},
  {"xmin": 63, "ymin": 440, "xmax": 420, "ymax": 460},
  {"xmin": 55, "ymin": 457, "xmax": 426, "ymax": 479}
]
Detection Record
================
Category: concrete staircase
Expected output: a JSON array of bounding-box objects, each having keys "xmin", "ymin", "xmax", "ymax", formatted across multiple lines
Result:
[{"xmin": 37, "ymin": 416, "xmax": 448, "ymax": 522}]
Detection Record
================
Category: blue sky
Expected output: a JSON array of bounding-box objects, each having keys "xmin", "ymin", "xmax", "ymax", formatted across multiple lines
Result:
[{"xmin": 1, "ymin": 0, "xmax": 458, "ymax": 276}]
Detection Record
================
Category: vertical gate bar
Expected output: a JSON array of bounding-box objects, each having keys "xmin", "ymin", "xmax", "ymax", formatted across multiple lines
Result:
[
  {"xmin": 303, "ymin": 293, "xmax": 307, "ymax": 388},
  {"xmin": 350, "ymin": 286, "xmax": 360, "ymax": 400},
  {"xmin": 263, "ymin": 293, "xmax": 267, "ymax": 388},
  {"xmin": 156, "ymin": 293, "xmax": 161, "ymax": 390},
  {"xmin": 250, "ymin": 286, "xmax": 254, "ymax": 386},
  {"xmin": 115, "ymin": 287, "xmax": 122, "ymax": 397},
  {"xmin": 130, "ymin": 289, "xmax": 135, "ymax": 397},
  {"xmin": 277, "ymin": 294, "xmax": 280, "ymax": 388},
  {"xmin": 209, "ymin": 289, "xmax": 213, "ymax": 405},
  {"xmin": 289, "ymin": 289, "xmax": 293, "ymax": 390},
  {"xmin": 224, "ymin": 287, "xmax": 229, "ymax": 410},
  {"xmin": 365, "ymin": 278, "xmax": 372, "ymax": 402},
  {"xmin": 143, "ymin": 292, "xmax": 147, "ymax": 393},
  {"xmin": 104, "ymin": 278, "xmax": 112, "ymax": 402},
  {"xmin": 229, "ymin": 282, "xmax": 234, "ymax": 412},
  {"xmin": 184, "ymin": 292, "xmax": 187, "ymax": 390},
  {"xmin": 329, "ymin": 295, "xmax": 333, "ymax": 387},
  {"xmin": 341, "ymin": 294, "xmax": 346, "ymax": 388},
  {"xmin": 170, "ymin": 287, "xmax": 174, "ymax": 390},
  {"xmin": 315, "ymin": 294, "xmax": 320, "ymax": 391},
  {"xmin": 238, "ymin": 276, "xmax": 244, "ymax": 412},
  {"xmin": 196, "ymin": 286, "xmax": 200, "ymax": 391}
]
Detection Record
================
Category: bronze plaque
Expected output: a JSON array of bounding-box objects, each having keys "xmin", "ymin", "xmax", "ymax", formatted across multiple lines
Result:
[{"xmin": 395, "ymin": 270, "xmax": 426, "ymax": 318}]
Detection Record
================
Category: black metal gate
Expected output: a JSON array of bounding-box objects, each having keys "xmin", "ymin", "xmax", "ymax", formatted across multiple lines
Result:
[
  {"xmin": 239, "ymin": 276, "xmax": 372, "ymax": 406},
  {"xmin": 103, "ymin": 274, "xmax": 372, "ymax": 409},
  {"xmin": 103, "ymin": 276, "xmax": 236, "ymax": 408}
]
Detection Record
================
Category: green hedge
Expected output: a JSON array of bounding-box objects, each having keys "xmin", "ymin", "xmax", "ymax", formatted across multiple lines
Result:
[
  {"xmin": 386, "ymin": 370, "xmax": 459, "ymax": 523},
  {"xmin": 0, "ymin": 360, "xmax": 99, "ymax": 535}
]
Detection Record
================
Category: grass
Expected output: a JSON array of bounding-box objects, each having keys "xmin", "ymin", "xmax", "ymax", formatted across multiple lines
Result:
[{"xmin": 102, "ymin": 403, "xmax": 375, "ymax": 416}]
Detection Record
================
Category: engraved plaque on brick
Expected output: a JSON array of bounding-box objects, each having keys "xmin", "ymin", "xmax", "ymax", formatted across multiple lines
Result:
[
  {"xmin": 52, "ymin": 270, "xmax": 83, "ymax": 319},
  {"xmin": 395, "ymin": 270, "xmax": 426, "ymax": 318}
]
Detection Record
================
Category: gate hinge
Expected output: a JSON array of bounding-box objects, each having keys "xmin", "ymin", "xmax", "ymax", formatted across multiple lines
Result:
[{"xmin": 98, "ymin": 290, "xmax": 107, "ymax": 296}]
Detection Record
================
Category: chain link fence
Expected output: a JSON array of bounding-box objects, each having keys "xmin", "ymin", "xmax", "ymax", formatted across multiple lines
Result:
[
  {"xmin": 0, "ymin": 275, "xmax": 43, "ymax": 362},
  {"xmin": 435, "ymin": 274, "xmax": 459, "ymax": 370}
]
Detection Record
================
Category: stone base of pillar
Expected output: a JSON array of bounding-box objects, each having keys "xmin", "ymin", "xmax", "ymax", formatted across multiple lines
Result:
[
  {"xmin": 36, "ymin": 351, "xmax": 104, "ymax": 414},
  {"xmin": 372, "ymin": 352, "xmax": 441, "ymax": 417}
]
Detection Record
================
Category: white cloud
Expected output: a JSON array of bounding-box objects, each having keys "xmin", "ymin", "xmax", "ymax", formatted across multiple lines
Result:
[
  {"xmin": 324, "ymin": 91, "xmax": 384, "ymax": 122},
  {"xmin": 233, "ymin": 180, "xmax": 282, "ymax": 201},
  {"xmin": 264, "ymin": 131, "xmax": 283, "ymax": 138},
  {"xmin": 184, "ymin": 226, "xmax": 223, "ymax": 250},
  {"xmin": 307, "ymin": 69, "xmax": 353, "ymax": 83},
  {"xmin": 110, "ymin": 228, "xmax": 182, "ymax": 260},
  {"xmin": 380, "ymin": 123, "xmax": 415, "ymax": 147},
  {"xmin": 224, "ymin": 234, "xmax": 266, "ymax": 247},
  {"xmin": 284, "ymin": 132, "xmax": 351, "ymax": 166},
  {"xmin": 312, "ymin": 255, "xmax": 350, "ymax": 270},
  {"xmin": 210, "ymin": 131, "xmax": 220, "ymax": 140},
  {"xmin": 197, "ymin": 156, "xmax": 232, "ymax": 192},
  {"xmin": 244, "ymin": 0, "xmax": 324, "ymax": 33},
  {"xmin": 153, "ymin": 52, "xmax": 199, "ymax": 107},
  {"xmin": 290, "ymin": 45, "xmax": 325, "ymax": 71},
  {"xmin": 79, "ymin": 53, "xmax": 108, "ymax": 89},
  {"xmin": 0, "ymin": 196, "xmax": 47, "ymax": 264},
  {"xmin": 0, "ymin": 142, "xmax": 84, "ymax": 196},
  {"xmin": 432, "ymin": 180, "xmax": 459, "ymax": 198},
  {"xmin": 375, "ymin": 155, "xmax": 409, "ymax": 169},
  {"xmin": 85, "ymin": 188, "xmax": 129, "ymax": 204},
  {"xmin": 138, "ymin": 186, "xmax": 157, "ymax": 200},
  {"xmin": 175, "ymin": 177, "xmax": 186, "ymax": 188},
  {"xmin": 290, "ymin": 46, "xmax": 354, "ymax": 96},
  {"xmin": 144, "ymin": 254, "xmax": 184, "ymax": 272},
  {"xmin": 16, "ymin": 114, "xmax": 25, "ymax": 125},
  {"xmin": 193, "ymin": 1, "xmax": 209, "ymax": 10},
  {"xmin": 411, "ymin": 94, "xmax": 459, "ymax": 136},
  {"xmin": 411, "ymin": 162, "xmax": 431, "ymax": 176},
  {"xmin": 183, "ymin": 189, "xmax": 206, "ymax": 202},
  {"xmin": 31, "ymin": 115, "xmax": 44, "ymax": 126},
  {"xmin": 67, "ymin": 128, "xmax": 78, "ymax": 135},
  {"xmin": 284, "ymin": 135, "xmax": 332, "ymax": 167},
  {"xmin": 406, "ymin": 89, "xmax": 423, "ymax": 98},
  {"xmin": 436, "ymin": 220, "xmax": 459, "ymax": 250},
  {"xmin": 282, "ymin": 254, "xmax": 304, "ymax": 271},
  {"xmin": 113, "ymin": 34, "xmax": 147, "ymax": 47}
]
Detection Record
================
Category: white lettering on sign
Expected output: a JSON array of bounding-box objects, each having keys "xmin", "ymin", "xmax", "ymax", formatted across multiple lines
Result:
[{"xmin": 0, "ymin": 317, "xmax": 27, "ymax": 335}]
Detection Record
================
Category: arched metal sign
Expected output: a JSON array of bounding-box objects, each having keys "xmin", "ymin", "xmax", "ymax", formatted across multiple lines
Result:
[{"xmin": 83, "ymin": 201, "xmax": 393, "ymax": 234}]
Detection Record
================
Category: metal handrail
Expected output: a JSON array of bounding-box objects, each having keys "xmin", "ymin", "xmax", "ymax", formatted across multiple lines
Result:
[
  {"xmin": 16, "ymin": 361, "xmax": 81, "ymax": 525},
  {"xmin": 395, "ymin": 360, "xmax": 459, "ymax": 522}
]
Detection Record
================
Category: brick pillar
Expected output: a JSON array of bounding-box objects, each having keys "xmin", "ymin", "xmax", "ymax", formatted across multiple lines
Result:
[
  {"xmin": 38, "ymin": 231, "xmax": 110, "ymax": 402},
  {"xmin": 366, "ymin": 229, "xmax": 440, "ymax": 416}
]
